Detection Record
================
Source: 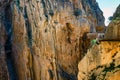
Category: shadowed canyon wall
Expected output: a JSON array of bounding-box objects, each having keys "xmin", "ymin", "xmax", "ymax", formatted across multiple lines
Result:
[
  {"xmin": 0, "ymin": 19, "xmax": 9, "ymax": 80},
  {"xmin": 0, "ymin": 0, "xmax": 105, "ymax": 80}
]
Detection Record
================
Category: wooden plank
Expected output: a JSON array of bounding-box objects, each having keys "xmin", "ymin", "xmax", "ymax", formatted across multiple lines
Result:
[{"xmin": 100, "ymin": 39, "xmax": 120, "ymax": 41}]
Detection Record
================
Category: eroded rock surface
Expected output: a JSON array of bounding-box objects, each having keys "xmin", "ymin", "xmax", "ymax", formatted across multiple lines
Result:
[
  {"xmin": 78, "ymin": 41, "xmax": 120, "ymax": 80},
  {"xmin": 0, "ymin": 0, "xmax": 105, "ymax": 80},
  {"xmin": 78, "ymin": 4, "xmax": 120, "ymax": 80},
  {"xmin": 11, "ymin": 0, "xmax": 104, "ymax": 80},
  {"xmin": 105, "ymin": 4, "xmax": 120, "ymax": 40},
  {"xmin": 0, "ymin": 14, "xmax": 9, "ymax": 80},
  {"xmin": 104, "ymin": 20, "xmax": 120, "ymax": 40}
]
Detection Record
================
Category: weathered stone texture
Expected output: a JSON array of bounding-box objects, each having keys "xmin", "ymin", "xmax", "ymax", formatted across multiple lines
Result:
[
  {"xmin": 78, "ymin": 41, "xmax": 120, "ymax": 80},
  {"xmin": 104, "ymin": 4, "xmax": 120, "ymax": 40},
  {"xmin": 11, "ymin": 0, "xmax": 104, "ymax": 80},
  {"xmin": 78, "ymin": 4, "xmax": 120, "ymax": 80},
  {"xmin": 0, "ymin": 0, "xmax": 105, "ymax": 80},
  {"xmin": 0, "ymin": 19, "xmax": 9, "ymax": 80},
  {"xmin": 105, "ymin": 20, "xmax": 120, "ymax": 40}
]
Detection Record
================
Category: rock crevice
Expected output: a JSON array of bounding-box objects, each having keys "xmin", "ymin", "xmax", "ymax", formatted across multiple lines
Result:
[{"xmin": 0, "ymin": 0, "xmax": 105, "ymax": 80}]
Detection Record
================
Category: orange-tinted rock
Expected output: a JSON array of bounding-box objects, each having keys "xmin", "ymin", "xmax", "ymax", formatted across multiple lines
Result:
[
  {"xmin": 78, "ymin": 41, "xmax": 120, "ymax": 80},
  {"xmin": 0, "ymin": 0, "xmax": 105, "ymax": 80},
  {"xmin": 10, "ymin": 0, "xmax": 104, "ymax": 80},
  {"xmin": 95, "ymin": 26, "xmax": 105, "ymax": 33},
  {"xmin": 104, "ymin": 4, "xmax": 120, "ymax": 40},
  {"xmin": 78, "ymin": 4, "xmax": 120, "ymax": 79},
  {"xmin": 104, "ymin": 21, "xmax": 120, "ymax": 40}
]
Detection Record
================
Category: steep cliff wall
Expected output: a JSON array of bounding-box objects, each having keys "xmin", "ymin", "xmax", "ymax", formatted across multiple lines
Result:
[
  {"xmin": 0, "ymin": 0, "xmax": 105, "ymax": 80},
  {"xmin": 0, "ymin": 1, "xmax": 17, "ymax": 80},
  {"xmin": 78, "ymin": 4, "xmax": 120, "ymax": 80},
  {"xmin": 78, "ymin": 41, "xmax": 120, "ymax": 80},
  {"xmin": 0, "ymin": 19, "xmax": 9, "ymax": 80},
  {"xmin": 104, "ymin": 20, "xmax": 120, "ymax": 40},
  {"xmin": 112, "ymin": 4, "xmax": 120, "ymax": 20},
  {"xmin": 105, "ymin": 4, "xmax": 120, "ymax": 40}
]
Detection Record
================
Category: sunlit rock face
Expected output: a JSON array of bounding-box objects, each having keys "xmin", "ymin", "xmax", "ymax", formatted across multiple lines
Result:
[
  {"xmin": 78, "ymin": 4, "xmax": 120, "ymax": 80},
  {"xmin": 0, "ymin": 0, "xmax": 105, "ymax": 80},
  {"xmin": 78, "ymin": 41, "xmax": 120, "ymax": 80},
  {"xmin": 104, "ymin": 20, "xmax": 120, "ymax": 40},
  {"xmin": 105, "ymin": 5, "xmax": 120, "ymax": 40}
]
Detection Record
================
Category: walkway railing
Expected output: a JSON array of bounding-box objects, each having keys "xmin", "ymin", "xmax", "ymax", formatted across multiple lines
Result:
[
  {"xmin": 87, "ymin": 33, "xmax": 105, "ymax": 40},
  {"xmin": 87, "ymin": 33, "xmax": 120, "ymax": 41}
]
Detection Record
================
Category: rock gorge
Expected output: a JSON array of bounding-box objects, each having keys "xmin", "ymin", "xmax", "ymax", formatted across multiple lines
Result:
[
  {"xmin": 78, "ymin": 4, "xmax": 120, "ymax": 80},
  {"xmin": 0, "ymin": 0, "xmax": 119, "ymax": 80}
]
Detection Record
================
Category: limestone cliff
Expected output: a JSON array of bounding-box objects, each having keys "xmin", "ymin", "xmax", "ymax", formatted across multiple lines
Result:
[
  {"xmin": 112, "ymin": 4, "xmax": 120, "ymax": 20},
  {"xmin": 78, "ymin": 4, "xmax": 120, "ymax": 80},
  {"xmin": 104, "ymin": 20, "xmax": 120, "ymax": 40},
  {"xmin": 78, "ymin": 41, "xmax": 120, "ymax": 80},
  {"xmin": 105, "ymin": 4, "xmax": 120, "ymax": 40},
  {"xmin": 0, "ymin": 0, "xmax": 105, "ymax": 80}
]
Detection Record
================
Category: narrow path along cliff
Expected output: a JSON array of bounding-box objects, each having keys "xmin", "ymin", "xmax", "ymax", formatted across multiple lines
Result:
[
  {"xmin": 78, "ymin": 5, "xmax": 120, "ymax": 80},
  {"xmin": 6, "ymin": 0, "xmax": 105, "ymax": 80},
  {"xmin": 0, "ymin": 0, "xmax": 120, "ymax": 80}
]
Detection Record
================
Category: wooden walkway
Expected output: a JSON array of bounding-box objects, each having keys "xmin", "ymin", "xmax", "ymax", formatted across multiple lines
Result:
[
  {"xmin": 100, "ymin": 39, "xmax": 120, "ymax": 41},
  {"xmin": 87, "ymin": 33, "xmax": 120, "ymax": 41},
  {"xmin": 87, "ymin": 33, "xmax": 105, "ymax": 39}
]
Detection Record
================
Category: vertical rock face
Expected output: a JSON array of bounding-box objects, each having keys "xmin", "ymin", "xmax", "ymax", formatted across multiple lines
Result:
[
  {"xmin": 0, "ymin": 21, "xmax": 9, "ymax": 80},
  {"xmin": 78, "ymin": 4, "xmax": 120, "ymax": 80},
  {"xmin": 112, "ymin": 4, "xmax": 120, "ymax": 20},
  {"xmin": 78, "ymin": 41, "xmax": 120, "ymax": 80},
  {"xmin": 0, "ymin": 7, "xmax": 9, "ymax": 79},
  {"xmin": 0, "ymin": 0, "xmax": 105, "ymax": 80},
  {"xmin": 105, "ymin": 5, "xmax": 120, "ymax": 40},
  {"xmin": 104, "ymin": 20, "xmax": 120, "ymax": 40}
]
